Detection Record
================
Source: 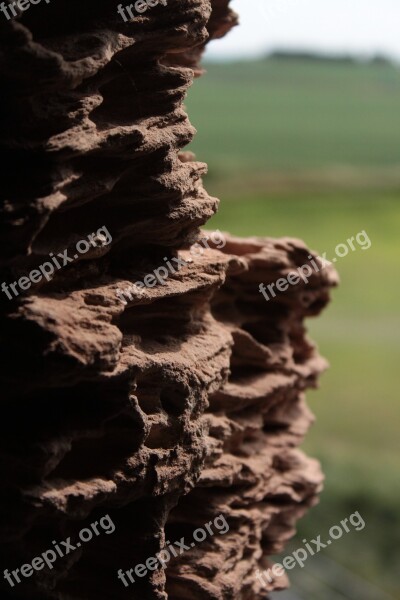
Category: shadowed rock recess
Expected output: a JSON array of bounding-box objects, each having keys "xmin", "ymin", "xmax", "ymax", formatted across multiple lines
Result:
[{"xmin": 0, "ymin": 1, "xmax": 338, "ymax": 599}]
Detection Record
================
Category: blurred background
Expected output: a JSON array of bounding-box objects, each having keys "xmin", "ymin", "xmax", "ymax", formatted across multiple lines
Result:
[{"xmin": 186, "ymin": 1, "xmax": 400, "ymax": 597}]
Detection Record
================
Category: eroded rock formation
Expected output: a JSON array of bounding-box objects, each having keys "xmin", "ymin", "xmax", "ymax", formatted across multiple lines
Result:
[{"xmin": 0, "ymin": 1, "xmax": 337, "ymax": 599}]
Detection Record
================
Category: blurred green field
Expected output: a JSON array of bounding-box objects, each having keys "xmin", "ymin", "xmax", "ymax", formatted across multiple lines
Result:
[
  {"xmin": 187, "ymin": 58, "xmax": 400, "ymax": 596},
  {"xmin": 188, "ymin": 58, "xmax": 400, "ymax": 173}
]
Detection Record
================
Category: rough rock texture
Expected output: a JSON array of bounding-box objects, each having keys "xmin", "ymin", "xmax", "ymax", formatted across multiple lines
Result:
[
  {"xmin": 0, "ymin": 1, "xmax": 337, "ymax": 599},
  {"xmin": 165, "ymin": 236, "xmax": 337, "ymax": 599}
]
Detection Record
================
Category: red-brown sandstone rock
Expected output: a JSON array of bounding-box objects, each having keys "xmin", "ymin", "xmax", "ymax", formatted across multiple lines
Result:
[{"xmin": 0, "ymin": 2, "xmax": 337, "ymax": 599}]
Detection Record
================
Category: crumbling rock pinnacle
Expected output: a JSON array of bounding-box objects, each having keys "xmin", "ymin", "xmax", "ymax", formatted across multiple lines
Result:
[{"xmin": 0, "ymin": 1, "xmax": 337, "ymax": 599}]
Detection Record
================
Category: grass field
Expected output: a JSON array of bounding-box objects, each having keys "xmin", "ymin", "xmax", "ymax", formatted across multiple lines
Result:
[
  {"xmin": 188, "ymin": 58, "xmax": 400, "ymax": 173},
  {"xmin": 187, "ymin": 58, "xmax": 400, "ymax": 596}
]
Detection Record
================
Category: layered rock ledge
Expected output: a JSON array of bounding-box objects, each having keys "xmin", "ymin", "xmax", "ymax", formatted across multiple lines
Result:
[{"xmin": 0, "ymin": 1, "xmax": 337, "ymax": 599}]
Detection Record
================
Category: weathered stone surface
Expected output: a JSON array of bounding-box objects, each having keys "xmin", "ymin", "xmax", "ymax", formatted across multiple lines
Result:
[
  {"xmin": 0, "ymin": 2, "xmax": 337, "ymax": 599},
  {"xmin": 166, "ymin": 236, "xmax": 337, "ymax": 599}
]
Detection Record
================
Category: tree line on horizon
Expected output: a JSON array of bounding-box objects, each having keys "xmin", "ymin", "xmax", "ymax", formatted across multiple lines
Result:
[{"xmin": 266, "ymin": 49, "xmax": 394, "ymax": 65}]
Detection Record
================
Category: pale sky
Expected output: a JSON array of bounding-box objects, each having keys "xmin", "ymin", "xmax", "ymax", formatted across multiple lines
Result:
[{"xmin": 206, "ymin": 0, "xmax": 400, "ymax": 60}]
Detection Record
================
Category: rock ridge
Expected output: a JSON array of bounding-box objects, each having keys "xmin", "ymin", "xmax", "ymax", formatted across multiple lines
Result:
[{"xmin": 0, "ymin": 2, "xmax": 337, "ymax": 598}]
